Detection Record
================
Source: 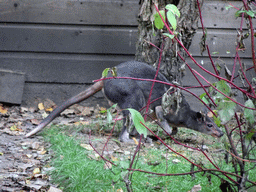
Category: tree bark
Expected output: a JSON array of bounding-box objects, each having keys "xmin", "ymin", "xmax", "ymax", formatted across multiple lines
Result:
[{"xmin": 135, "ymin": 0, "xmax": 201, "ymax": 83}]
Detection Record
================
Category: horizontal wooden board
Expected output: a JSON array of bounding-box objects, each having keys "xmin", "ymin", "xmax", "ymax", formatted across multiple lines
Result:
[
  {"xmin": 0, "ymin": 24, "xmax": 137, "ymax": 54},
  {"xmin": 0, "ymin": 1, "xmax": 254, "ymax": 29},
  {"xmin": 0, "ymin": 52, "xmax": 135, "ymax": 83},
  {"xmin": 1, "ymin": 25, "xmax": 254, "ymax": 57},
  {"xmin": 22, "ymin": 82, "xmax": 107, "ymax": 107},
  {"xmin": 0, "ymin": 0, "xmax": 139, "ymax": 26},
  {"xmin": 189, "ymin": 29, "xmax": 255, "ymax": 58},
  {"xmin": 199, "ymin": 1, "xmax": 256, "ymax": 29}
]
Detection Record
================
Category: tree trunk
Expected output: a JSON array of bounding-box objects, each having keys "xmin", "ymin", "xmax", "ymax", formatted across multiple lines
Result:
[{"xmin": 135, "ymin": 0, "xmax": 201, "ymax": 83}]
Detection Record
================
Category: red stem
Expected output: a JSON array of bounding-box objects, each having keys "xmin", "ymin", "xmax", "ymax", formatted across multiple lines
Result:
[
  {"xmin": 154, "ymin": 4, "xmax": 256, "ymax": 99},
  {"xmin": 242, "ymin": 0, "xmax": 256, "ymax": 73}
]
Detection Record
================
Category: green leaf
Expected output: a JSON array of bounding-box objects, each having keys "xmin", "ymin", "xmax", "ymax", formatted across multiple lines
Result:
[
  {"xmin": 127, "ymin": 108, "xmax": 147, "ymax": 138},
  {"xmin": 165, "ymin": 4, "xmax": 180, "ymax": 18},
  {"xmin": 213, "ymin": 115, "xmax": 222, "ymax": 127},
  {"xmin": 107, "ymin": 103, "xmax": 118, "ymax": 124},
  {"xmin": 225, "ymin": 5, "xmax": 233, "ymax": 10},
  {"xmin": 217, "ymin": 98, "xmax": 236, "ymax": 124},
  {"xmin": 246, "ymin": 10, "xmax": 255, "ymax": 17},
  {"xmin": 244, "ymin": 99, "xmax": 255, "ymax": 124},
  {"xmin": 166, "ymin": 11, "xmax": 177, "ymax": 31},
  {"xmin": 245, "ymin": 129, "xmax": 255, "ymax": 140},
  {"xmin": 215, "ymin": 80, "xmax": 231, "ymax": 99},
  {"xmin": 102, "ymin": 68, "xmax": 110, "ymax": 78},
  {"xmin": 154, "ymin": 10, "xmax": 165, "ymax": 29},
  {"xmin": 199, "ymin": 93, "xmax": 209, "ymax": 104},
  {"xmin": 163, "ymin": 33, "xmax": 174, "ymax": 39}
]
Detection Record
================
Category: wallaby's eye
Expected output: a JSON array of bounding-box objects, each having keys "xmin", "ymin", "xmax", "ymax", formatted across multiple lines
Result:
[{"xmin": 207, "ymin": 124, "xmax": 213, "ymax": 128}]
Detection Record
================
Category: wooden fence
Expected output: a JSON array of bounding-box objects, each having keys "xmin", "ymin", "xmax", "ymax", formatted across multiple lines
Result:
[{"xmin": 0, "ymin": 0, "xmax": 255, "ymax": 109}]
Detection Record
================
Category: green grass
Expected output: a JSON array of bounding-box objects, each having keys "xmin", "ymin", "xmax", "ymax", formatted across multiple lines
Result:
[{"xmin": 41, "ymin": 125, "xmax": 256, "ymax": 192}]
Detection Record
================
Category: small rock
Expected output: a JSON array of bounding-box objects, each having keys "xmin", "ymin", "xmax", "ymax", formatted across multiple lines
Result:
[
  {"xmin": 172, "ymin": 159, "xmax": 181, "ymax": 164},
  {"xmin": 48, "ymin": 186, "xmax": 63, "ymax": 192}
]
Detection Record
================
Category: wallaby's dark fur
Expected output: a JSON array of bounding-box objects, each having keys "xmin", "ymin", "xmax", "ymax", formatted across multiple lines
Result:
[{"xmin": 26, "ymin": 61, "xmax": 223, "ymax": 141}]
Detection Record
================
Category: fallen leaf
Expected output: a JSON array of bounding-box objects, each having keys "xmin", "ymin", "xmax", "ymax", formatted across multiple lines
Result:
[
  {"xmin": 190, "ymin": 184, "xmax": 202, "ymax": 192},
  {"xmin": 74, "ymin": 121, "xmax": 90, "ymax": 126},
  {"xmin": 38, "ymin": 103, "xmax": 44, "ymax": 110},
  {"xmin": 45, "ymin": 107, "xmax": 53, "ymax": 112},
  {"xmin": 111, "ymin": 155, "xmax": 118, "ymax": 161},
  {"xmin": 31, "ymin": 119, "xmax": 41, "ymax": 125},
  {"xmin": 103, "ymin": 161, "xmax": 112, "ymax": 169},
  {"xmin": 81, "ymin": 107, "xmax": 92, "ymax": 116},
  {"xmin": 20, "ymin": 107, "xmax": 28, "ymax": 113},
  {"xmin": 43, "ymin": 99, "xmax": 56, "ymax": 110},
  {"xmin": 10, "ymin": 125, "xmax": 17, "ymax": 131},
  {"xmin": 61, "ymin": 109, "xmax": 75, "ymax": 116},
  {"xmin": 33, "ymin": 168, "xmax": 40, "ymax": 175},
  {"xmin": 40, "ymin": 150, "xmax": 47, "ymax": 155},
  {"xmin": 10, "ymin": 125, "xmax": 22, "ymax": 132},
  {"xmin": 80, "ymin": 144, "xmax": 93, "ymax": 151},
  {"xmin": 26, "ymin": 154, "xmax": 32, "ymax": 158},
  {"xmin": 0, "ymin": 152, "xmax": 3, "ymax": 155},
  {"xmin": 132, "ymin": 137, "xmax": 139, "ymax": 145},
  {"xmin": 42, "ymin": 111, "xmax": 48, "ymax": 118},
  {"xmin": 48, "ymin": 186, "xmax": 63, "ymax": 192},
  {"xmin": 0, "ymin": 105, "xmax": 8, "ymax": 114}
]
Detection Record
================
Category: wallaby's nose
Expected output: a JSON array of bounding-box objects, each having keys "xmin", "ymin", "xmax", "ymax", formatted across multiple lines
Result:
[{"xmin": 218, "ymin": 130, "xmax": 224, "ymax": 137}]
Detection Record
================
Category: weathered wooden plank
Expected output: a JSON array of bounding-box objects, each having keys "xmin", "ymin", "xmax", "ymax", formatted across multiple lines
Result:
[
  {"xmin": 189, "ymin": 29, "xmax": 255, "ymax": 58},
  {"xmin": 22, "ymin": 83, "xmax": 107, "ymax": 107},
  {"xmin": 0, "ymin": 0, "xmax": 139, "ymax": 26},
  {"xmin": 1, "ymin": 24, "xmax": 254, "ymax": 58},
  {"xmin": 0, "ymin": 52, "xmax": 135, "ymax": 83},
  {"xmin": 0, "ymin": 0, "xmax": 254, "ymax": 29},
  {"xmin": 200, "ymin": 1, "xmax": 256, "ymax": 29},
  {"xmin": 0, "ymin": 24, "xmax": 137, "ymax": 54}
]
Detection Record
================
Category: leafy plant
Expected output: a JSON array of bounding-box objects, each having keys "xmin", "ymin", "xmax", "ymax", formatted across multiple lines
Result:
[{"xmin": 153, "ymin": 4, "xmax": 180, "ymax": 38}]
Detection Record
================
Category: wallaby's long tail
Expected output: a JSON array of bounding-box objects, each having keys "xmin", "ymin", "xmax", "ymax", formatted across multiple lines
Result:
[{"xmin": 26, "ymin": 81, "xmax": 104, "ymax": 137}]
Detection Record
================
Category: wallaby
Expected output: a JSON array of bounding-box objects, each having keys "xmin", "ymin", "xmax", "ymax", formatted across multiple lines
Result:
[{"xmin": 26, "ymin": 61, "xmax": 223, "ymax": 142}]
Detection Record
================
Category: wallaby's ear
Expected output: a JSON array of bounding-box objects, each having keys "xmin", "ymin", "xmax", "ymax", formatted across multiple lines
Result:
[
  {"xmin": 196, "ymin": 112, "xmax": 202, "ymax": 119},
  {"xmin": 196, "ymin": 111, "xmax": 206, "ymax": 122}
]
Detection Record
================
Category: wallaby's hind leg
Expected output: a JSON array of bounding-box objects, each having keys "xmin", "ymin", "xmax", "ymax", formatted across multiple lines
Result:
[{"xmin": 155, "ymin": 106, "xmax": 177, "ymax": 135}]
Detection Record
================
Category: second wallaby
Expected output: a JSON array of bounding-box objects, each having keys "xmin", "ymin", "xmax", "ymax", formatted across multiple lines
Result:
[{"xmin": 26, "ymin": 61, "xmax": 223, "ymax": 142}]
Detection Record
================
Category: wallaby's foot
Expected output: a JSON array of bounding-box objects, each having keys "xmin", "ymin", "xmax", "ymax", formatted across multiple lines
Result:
[{"xmin": 119, "ymin": 129, "xmax": 134, "ymax": 143}]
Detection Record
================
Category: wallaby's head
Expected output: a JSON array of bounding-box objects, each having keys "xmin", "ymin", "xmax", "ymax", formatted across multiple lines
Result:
[
  {"xmin": 161, "ymin": 88, "xmax": 223, "ymax": 138},
  {"xmin": 185, "ymin": 111, "xmax": 224, "ymax": 138}
]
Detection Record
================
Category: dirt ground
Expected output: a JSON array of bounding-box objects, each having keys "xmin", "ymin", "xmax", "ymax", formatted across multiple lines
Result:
[{"xmin": 0, "ymin": 103, "xmax": 151, "ymax": 192}]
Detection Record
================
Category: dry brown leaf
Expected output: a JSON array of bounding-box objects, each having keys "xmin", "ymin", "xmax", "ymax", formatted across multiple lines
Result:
[
  {"xmin": 132, "ymin": 137, "xmax": 139, "ymax": 145},
  {"xmin": 0, "ymin": 105, "xmax": 8, "ymax": 114},
  {"xmin": 111, "ymin": 155, "xmax": 118, "ymax": 161},
  {"xmin": 38, "ymin": 103, "xmax": 44, "ymax": 110},
  {"xmin": 81, "ymin": 107, "xmax": 93, "ymax": 116},
  {"xmin": 31, "ymin": 119, "xmax": 41, "ymax": 125},
  {"xmin": 45, "ymin": 107, "xmax": 53, "ymax": 112}
]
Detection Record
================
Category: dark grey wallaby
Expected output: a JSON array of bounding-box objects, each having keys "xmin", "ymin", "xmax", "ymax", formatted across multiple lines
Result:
[{"xmin": 26, "ymin": 61, "xmax": 223, "ymax": 141}]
